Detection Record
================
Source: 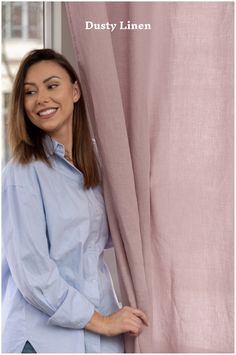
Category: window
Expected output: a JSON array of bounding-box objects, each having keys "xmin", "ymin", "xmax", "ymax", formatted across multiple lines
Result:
[
  {"xmin": 28, "ymin": 3, "xmax": 43, "ymax": 39},
  {"xmin": 2, "ymin": 2, "xmax": 43, "ymax": 40}
]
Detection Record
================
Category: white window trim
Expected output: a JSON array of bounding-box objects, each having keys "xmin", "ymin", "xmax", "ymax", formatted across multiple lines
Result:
[{"xmin": 44, "ymin": 2, "xmax": 62, "ymax": 52}]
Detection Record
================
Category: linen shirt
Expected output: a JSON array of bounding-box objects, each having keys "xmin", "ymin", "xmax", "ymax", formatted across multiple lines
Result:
[{"xmin": 2, "ymin": 136, "xmax": 124, "ymax": 353}]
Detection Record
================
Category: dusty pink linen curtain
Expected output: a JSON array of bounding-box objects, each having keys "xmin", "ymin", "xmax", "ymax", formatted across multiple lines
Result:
[{"xmin": 66, "ymin": 2, "xmax": 234, "ymax": 352}]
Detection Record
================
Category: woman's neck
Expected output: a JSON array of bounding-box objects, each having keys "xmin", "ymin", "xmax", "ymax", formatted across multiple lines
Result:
[{"xmin": 50, "ymin": 128, "xmax": 73, "ymax": 158}]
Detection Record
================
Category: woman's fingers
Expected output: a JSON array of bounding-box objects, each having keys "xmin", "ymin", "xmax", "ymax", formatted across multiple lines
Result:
[
  {"xmin": 127, "ymin": 319, "xmax": 143, "ymax": 336},
  {"xmin": 131, "ymin": 308, "xmax": 149, "ymax": 326},
  {"xmin": 123, "ymin": 306, "xmax": 149, "ymax": 326},
  {"xmin": 129, "ymin": 316, "xmax": 143, "ymax": 329},
  {"xmin": 122, "ymin": 309, "xmax": 144, "ymax": 336},
  {"xmin": 102, "ymin": 306, "xmax": 149, "ymax": 337}
]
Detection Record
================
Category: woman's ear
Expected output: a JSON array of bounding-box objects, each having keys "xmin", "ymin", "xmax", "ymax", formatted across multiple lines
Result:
[{"xmin": 73, "ymin": 81, "xmax": 81, "ymax": 103}]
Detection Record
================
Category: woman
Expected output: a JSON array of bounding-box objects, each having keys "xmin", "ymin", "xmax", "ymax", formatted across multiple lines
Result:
[{"xmin": 2, "ymin": 49, "xmax": 148, "ymax": 353}]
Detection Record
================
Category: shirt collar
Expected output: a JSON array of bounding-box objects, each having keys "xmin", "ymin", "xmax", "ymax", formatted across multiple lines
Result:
[{"xmin": 42, "ymin": 135, "xmax": 65, "ymax": 158}]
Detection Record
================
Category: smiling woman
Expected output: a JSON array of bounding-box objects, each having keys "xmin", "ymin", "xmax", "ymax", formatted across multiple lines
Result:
[
  {"xmin": 2, "ymin": 48, "xmax": 148, "ymax": 353},
  {"xmin": 8, "ymin": 49, "xmax": 99, "ymax": 187}
]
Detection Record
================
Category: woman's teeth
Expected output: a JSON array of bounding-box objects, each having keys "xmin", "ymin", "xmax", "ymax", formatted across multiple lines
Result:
[{"xmin": 38, "ymin": 108, "xmax": 57, "ymax": 116}]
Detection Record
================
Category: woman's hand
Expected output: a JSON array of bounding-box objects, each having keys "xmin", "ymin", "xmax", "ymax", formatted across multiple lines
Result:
[
  {"xmin": 85, "ymin": 306, "xmax": 149, "ymax": 337},
  {"xmin": 104, "ymin": 306, "xmax": 149, "ymax": 337}
]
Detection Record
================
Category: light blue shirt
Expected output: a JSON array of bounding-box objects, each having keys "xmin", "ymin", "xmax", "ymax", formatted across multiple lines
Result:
[{"xmin": 2, "ymin": 136, "xmax": 124, "ymax": 353}]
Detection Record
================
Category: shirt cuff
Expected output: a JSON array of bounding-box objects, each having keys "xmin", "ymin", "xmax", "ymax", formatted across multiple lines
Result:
[{"xmin": 48, "ymin": 287, "xmax": 95, "ymax": 329}]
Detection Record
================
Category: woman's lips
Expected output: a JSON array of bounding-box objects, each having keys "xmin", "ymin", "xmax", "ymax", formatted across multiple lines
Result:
[{"xmin": 37, "ymin": 108, "xmax": 58, "ymax": 119}]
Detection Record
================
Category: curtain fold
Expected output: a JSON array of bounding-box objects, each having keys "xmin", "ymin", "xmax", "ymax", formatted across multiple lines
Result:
[{"xmin": 66, "ymin": 2, "xmax": 234, "ymax": 352}]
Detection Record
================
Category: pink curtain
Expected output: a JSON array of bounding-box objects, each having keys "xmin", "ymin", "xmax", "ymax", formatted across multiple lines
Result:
[{"xmin": 66, "ymin": 2, "xmax": 234, "ymax": 352}]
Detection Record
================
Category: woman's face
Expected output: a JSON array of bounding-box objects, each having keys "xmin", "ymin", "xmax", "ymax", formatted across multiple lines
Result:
[{"xmin": 24, "ymin": 60, "xmax": 80, "ymax": 139}]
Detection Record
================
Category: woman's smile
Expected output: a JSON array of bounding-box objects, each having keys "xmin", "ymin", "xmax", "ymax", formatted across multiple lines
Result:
[{"xmin": 37, "ymin": 107, "xmax": 59, "ymax": 119}]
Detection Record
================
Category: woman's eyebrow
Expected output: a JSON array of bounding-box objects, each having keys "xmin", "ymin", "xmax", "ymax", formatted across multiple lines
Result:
[{"xmin": 24, "ymin": 75, "xmax": 61, "ymax": 86}]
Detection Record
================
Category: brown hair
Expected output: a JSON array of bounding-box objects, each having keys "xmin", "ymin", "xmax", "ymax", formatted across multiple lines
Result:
[{"xmin": 8, "ymin": 48, "xmax": 100, "ymax": 189}]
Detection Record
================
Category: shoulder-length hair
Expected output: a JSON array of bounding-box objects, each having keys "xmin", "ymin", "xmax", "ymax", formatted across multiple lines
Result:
[{"xmin": 8, "ymin": 48, "xmax": 100, "ymax": 189}]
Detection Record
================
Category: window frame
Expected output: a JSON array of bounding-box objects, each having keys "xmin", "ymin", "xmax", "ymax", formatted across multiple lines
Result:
[{"xmin": 44, "ymin": 2, "xmax": 62, "ymax": 52}]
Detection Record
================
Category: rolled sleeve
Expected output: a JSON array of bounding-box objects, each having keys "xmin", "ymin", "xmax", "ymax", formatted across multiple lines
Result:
[
  {"xmin": 2, "ymin": 184, "xmax": 95, "ymax": 329},
  {"xmin": 48, "ymin": 288, "xmax": 94, "ymax": 328}
]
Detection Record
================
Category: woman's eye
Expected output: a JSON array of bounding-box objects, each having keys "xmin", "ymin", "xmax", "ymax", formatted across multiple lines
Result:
[
  {"xmin": 48, "ymin": 84, "xmax": 59, "ymax": 89},
  {"xmin": 24, "ymin": 90, "xmax": 36, "ymax": 96}
]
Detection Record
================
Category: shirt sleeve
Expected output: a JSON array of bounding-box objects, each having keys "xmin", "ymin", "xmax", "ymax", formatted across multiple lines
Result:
[{"xmin": 2, "ymin": 184, "xmax": 95, "ymax": 329}]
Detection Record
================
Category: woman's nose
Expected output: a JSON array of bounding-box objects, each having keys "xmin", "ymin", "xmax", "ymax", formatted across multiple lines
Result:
[{"xmin": 37, "ymin": 91, "xmax": 50, "ymax": 105}]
